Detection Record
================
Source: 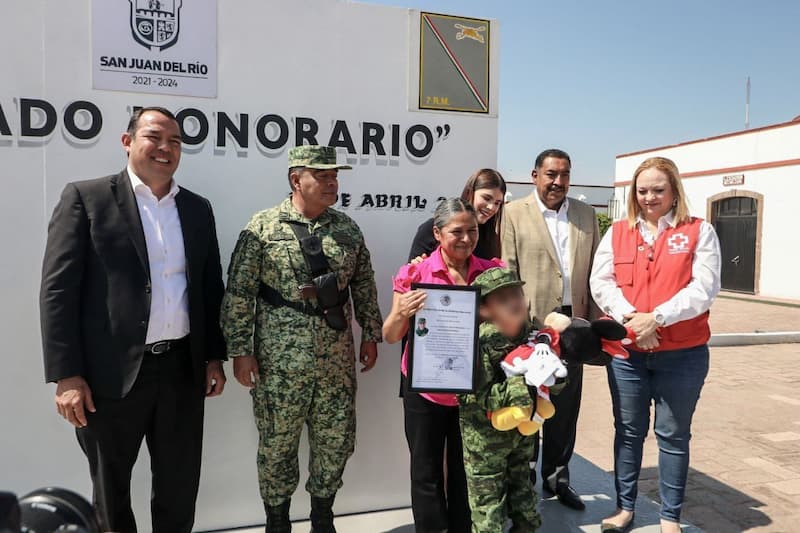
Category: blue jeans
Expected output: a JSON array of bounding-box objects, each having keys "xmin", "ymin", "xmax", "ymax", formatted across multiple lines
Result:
[{"xmin": 606, "ymin": 345, "xmax": 709, "ymax": 522}]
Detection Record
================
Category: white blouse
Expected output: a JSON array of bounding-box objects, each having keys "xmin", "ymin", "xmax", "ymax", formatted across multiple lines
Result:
[{"xmin": 590, "ymin": 212, "xmax": 722, "ymax": 326}]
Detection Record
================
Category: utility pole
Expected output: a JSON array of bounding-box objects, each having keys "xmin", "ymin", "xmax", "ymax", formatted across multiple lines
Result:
[{"xmin": 745, "ymin": 76, "xmax": 751, "ymax": 130}]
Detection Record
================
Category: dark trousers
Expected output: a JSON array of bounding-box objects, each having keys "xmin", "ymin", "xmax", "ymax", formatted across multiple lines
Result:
[
  {"xmin": 533, "ymin": 362, "xmax": 584, "ymax": 490},
  {"xmin": 76, "ymin": 346, "xmax": 205, "ymax": 533},
  {"xmin": 403, "ymin": 390, "xmax": 471, "ymax": 533}
]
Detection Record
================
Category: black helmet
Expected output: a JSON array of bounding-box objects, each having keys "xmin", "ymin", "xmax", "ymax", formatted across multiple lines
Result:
[{"xmin": 18, "ymin": 487, "xmax": 98, "ymax": 533}]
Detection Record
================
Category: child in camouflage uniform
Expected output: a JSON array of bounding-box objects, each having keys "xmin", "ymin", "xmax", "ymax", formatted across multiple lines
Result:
[{"xmin": 458, "ymin": 267, "xmax": 542, "ymax": 532}]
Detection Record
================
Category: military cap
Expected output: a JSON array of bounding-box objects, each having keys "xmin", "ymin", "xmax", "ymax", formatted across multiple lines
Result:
[
  {"xmin": 472, "ymin": 267, "xmax": 526, "ymax": 298},
  {"xmin": 288, "ymin": 145, "xmax": 352, "ymax": 170}
]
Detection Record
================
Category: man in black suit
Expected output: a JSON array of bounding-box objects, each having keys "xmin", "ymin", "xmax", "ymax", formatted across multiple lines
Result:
[{"xmin": 40, "ymin": 107, "xmax": 227, "ymax": 533}]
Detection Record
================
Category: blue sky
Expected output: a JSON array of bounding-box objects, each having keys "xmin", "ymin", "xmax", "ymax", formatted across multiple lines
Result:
[{"xmin": 360, "ymin": 0, "xmax": 800, "ymax": 184}]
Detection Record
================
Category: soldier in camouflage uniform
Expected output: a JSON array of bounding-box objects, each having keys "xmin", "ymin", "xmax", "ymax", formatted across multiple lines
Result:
[
  {"xmin": 458, "ymin": 268, "xmax": 542, "ymax": 532},
  {"xmin": 221, "ymin": 146, "xmax": 383, "ymax": 533}
]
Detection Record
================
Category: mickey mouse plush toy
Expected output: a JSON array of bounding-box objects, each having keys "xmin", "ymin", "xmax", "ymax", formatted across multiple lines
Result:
[{"xmin": 490, "ymin": 312, "xmax": 631, "ymax": 435}]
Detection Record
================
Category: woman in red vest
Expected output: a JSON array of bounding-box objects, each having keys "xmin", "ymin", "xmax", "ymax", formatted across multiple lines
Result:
[{"xmin": 590, "ymin": 157, "xmax": 721, "ymax": 533}]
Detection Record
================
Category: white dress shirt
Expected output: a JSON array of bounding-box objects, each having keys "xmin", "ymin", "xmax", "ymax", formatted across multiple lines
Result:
[
  {"xmin": 128, "ymin": 167, "xmax": 190, "ymax": 343},
  {"xmin": 535, "ymin": 194, "xmax": 572, "ymax": 306},
  {"xmin": 590, "ymin": 212, "xmax": 721, "ymax": 326}
]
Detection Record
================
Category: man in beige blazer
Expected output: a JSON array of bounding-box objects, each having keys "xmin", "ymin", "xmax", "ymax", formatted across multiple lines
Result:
[{"xmin": 502, "ymin": 149, "xmax": 601, "ymax": 511}]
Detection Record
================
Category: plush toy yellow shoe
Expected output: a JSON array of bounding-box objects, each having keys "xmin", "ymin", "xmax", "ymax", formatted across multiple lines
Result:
[
  {"xmin": 517, "ymin": 419, "xmax": 542, "ymax": 436},
  {"xmin": 517, "ymin": 397, "xmax": 556, "ymax": 435},
  {"xmin": 491, "ymin": 396, "xmax": 556, "ymax": 435},
  {"xmin": 491, "ymin": 405, "xmax": 533, "ymax": 431}
]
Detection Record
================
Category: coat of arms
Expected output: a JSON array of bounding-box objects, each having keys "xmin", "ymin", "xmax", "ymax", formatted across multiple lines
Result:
[{"xmin": 128, "ymin": 0, "xmax": 183, "ymax": 51}]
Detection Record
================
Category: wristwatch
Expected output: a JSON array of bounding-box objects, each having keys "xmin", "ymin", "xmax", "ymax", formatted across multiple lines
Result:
[{"xmin": 654, "ymin": 311, "xmax": 666, "ymax": 327}]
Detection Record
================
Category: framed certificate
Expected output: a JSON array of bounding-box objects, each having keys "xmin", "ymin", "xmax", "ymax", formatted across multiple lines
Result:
[{"xmin": 407, "ymin": 283, "xmax": 480, "ymax": 393}]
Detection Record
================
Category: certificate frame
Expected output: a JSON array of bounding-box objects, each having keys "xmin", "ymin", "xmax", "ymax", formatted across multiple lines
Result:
[{"xmin": 407, "ymin": 283, "xmax": 480, "ymax": 394}]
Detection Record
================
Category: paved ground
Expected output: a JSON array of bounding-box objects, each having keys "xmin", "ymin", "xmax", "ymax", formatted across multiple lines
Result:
[
  {"xmin": 235, "ymin": 452, "xmax": 695, "ymax": 532},
  {"xmin": 577, "ymin": 295, "xmax": 800, "ymax": 533},
  {"xmin": 219, "ymin": 294, "xmax": 800, "ymax": 533},
  {"xmin": 709, "ymin": 293, "xmax": 800, "ymax": 333}
]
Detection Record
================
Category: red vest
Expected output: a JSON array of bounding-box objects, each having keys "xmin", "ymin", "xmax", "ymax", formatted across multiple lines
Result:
[{"xmin": 611, "ymin": 218, "xmax": 710, "ymax": 351}]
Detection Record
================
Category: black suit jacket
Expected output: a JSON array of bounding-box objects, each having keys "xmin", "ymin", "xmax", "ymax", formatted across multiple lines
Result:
[{"xmin": 40, "ymin": 169, "xmax": 227, "ymax": 399}]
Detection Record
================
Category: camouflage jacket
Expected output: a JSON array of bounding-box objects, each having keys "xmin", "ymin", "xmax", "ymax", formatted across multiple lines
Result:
[
  {"xmin": 221, "ymin": 197, "xmax": 383, "ymax": 357},
  {"xmin": 459, "ymin": 322, "xmax": 533, "ymax": 416}
]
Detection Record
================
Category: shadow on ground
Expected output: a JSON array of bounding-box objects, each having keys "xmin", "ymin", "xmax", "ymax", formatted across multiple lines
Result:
[
  {"xmin": 382, "ymin": 454, "xmax": 706, "ymax": 533},
  {"xmin": 215, "ymin": 456, "xmax": 773, "ymax": 532},
  {"xmin": 638, "ymin": 466, "xmax": 771, "ymax": 532}
]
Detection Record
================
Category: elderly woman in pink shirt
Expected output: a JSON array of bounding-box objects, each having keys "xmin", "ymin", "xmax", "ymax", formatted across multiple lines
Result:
[{"xmin": 383, "ymin": 198, "xmax": 503, "ymax": 533}]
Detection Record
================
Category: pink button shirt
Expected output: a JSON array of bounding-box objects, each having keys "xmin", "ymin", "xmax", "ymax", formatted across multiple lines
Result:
[{"xmin": 393, "ymin": 246, "xmax": 504, "ymax": 406}]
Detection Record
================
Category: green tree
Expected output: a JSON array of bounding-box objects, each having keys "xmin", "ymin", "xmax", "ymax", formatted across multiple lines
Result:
[{"xmin": 597, "ymin": 212, "xmax": 611, "ymax": 236}]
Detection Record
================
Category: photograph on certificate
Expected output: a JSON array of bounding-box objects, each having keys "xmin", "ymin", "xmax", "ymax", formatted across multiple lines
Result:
[{"xmin": 407, "ymin": 283, "xmax": 479, "ymax": 393}]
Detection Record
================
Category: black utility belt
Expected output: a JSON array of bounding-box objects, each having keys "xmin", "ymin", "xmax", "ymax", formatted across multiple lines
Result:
[{"xmin": 258, "ymin": 281, "xmax": 350, "ymax": 331}]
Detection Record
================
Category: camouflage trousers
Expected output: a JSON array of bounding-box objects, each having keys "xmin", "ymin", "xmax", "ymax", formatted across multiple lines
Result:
[
  {"xmin": 460, "ymin": 411, "xmax": 541, "ymax": 532},
  {"xmin": 251, "ymin": 351, "xmax": 356, "ymax": 507}
]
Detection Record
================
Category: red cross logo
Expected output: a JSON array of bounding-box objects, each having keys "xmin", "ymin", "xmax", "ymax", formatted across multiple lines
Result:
[{"xmin": 667, "ymin": 233, "xmax": 690, "ymax": 254}]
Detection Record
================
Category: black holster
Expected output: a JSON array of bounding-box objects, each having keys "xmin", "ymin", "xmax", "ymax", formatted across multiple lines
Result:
[
  {"xmin": 274, "ymin": 220, "xmax": 353, "ymax": 332},
  {"xmin": 313, "ymin": 272, "xmax": 350, "ymax": 331}
]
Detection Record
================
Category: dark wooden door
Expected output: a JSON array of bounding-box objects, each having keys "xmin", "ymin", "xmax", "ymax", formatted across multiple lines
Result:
[{"xmin": 713, "ymin": 197, "xmax": 757, "ymax": 293}]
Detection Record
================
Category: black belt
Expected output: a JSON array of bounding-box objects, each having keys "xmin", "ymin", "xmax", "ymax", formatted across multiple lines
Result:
[
  {"xmin": 258, "ymin": 283, "xmax": 348, "ymax": 316},
  {"xmin": 144, "ymin": 336, "xmax": 189, "ymax": 356},
  {"xmin": 259, "ymin": 284, "xmax": 324, "ymax": 316}
]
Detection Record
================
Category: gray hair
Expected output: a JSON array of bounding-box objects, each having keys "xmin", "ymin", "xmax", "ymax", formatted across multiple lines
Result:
[{"xmin": 433, "ymin": 198, "xmax": 477, "ymax": 230}]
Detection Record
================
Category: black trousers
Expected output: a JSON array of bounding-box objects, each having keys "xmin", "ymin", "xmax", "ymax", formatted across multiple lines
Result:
[
  {"xmin": 403, "ymin": 390, "xmax": 471, "ymax": 533},
  {"xmin": 534, "ymin": 362, "xmax": 584, "ymax": 490},
  {"xmin": 76, "ymin": 346, "xmax": 205, "ymax": 533}
]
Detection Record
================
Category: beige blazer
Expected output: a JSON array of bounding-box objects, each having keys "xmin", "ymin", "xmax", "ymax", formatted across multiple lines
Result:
[{"xmin": 501, "ymin": 193, "xmax": 601, "ymax": 324}]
